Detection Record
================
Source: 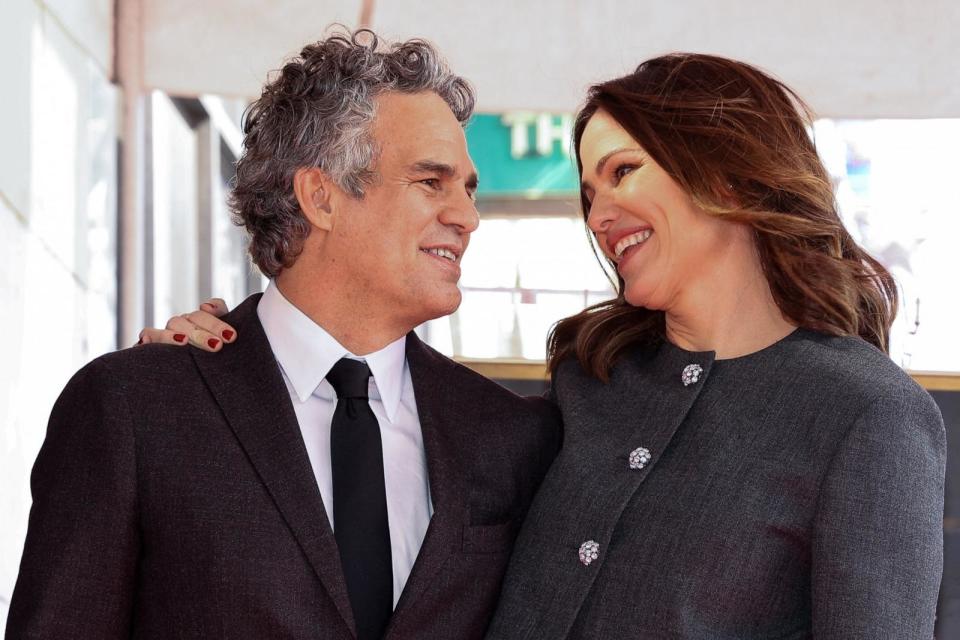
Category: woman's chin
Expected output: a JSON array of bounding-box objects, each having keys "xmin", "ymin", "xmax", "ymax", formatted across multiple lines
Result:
[{"xmin": 623, "ymin": 287, "xmax": 663, "ymax": 310}]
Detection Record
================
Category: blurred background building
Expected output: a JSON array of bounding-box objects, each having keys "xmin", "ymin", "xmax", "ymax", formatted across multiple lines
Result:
[{"xmin": 1, "ymin": 0, "xmax": 958, "ymax": 633}]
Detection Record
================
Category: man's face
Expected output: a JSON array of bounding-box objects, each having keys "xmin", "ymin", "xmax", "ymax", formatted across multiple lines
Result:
[{"xmin": 325, "ymin": 91, "xmax": 479, "ymax": 328}]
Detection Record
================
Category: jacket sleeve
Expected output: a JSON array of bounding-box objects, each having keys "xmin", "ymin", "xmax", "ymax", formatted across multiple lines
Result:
[
  {"xmin": 811, "ymin": 385, "xmax": 945, "ymax": 639},
  {"xmin": 5, "ymin": 358, "xmax": 140, "ymax": 638}
]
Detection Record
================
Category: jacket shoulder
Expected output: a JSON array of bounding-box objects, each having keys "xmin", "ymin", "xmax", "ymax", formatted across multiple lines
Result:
[
  {"xmin": 76, "ymin": 342, "xmax": 199, "ymax": 390},
  {"xmin": 790, "ymin": 330, "xmax": 932, "ymax": 407},
  {"xmin": 76, "ymin": 293, "xmax": 266, "ymax": 390},
  {"xmin": 407, "ymin": 336, "xmax": 558, "ymax": 421}
]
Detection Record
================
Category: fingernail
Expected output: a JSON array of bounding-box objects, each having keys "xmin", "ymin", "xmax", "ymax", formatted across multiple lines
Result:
[
  {"xmin": 207, "ymin": 338, "xmax": 220, "ymax": 349},
  {"xmin": 173, "ymin": 334, "xmax": 186, "ymax": 343},
  {"xmin": 222, "ymin": 329, "xmax": 234, "ymax": 341}
]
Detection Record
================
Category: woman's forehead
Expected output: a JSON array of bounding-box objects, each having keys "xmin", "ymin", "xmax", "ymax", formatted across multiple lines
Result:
[{"xmin": 580, "ymin": 113, "xmax": 646, "ymax": 176}]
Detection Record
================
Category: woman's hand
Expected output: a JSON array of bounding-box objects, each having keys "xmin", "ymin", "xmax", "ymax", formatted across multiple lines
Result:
[{"xmin": 137, "ymin": 298, "xmax": 236, "ymax": 352}]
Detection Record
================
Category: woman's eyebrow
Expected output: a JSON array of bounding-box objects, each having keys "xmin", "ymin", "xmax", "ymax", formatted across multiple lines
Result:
[
  {"xmin": 593, "ymin": 147, "xmax": 642, "ymax": 176},
  {"xmin": 581, "ymin": 147, "xmax": 641, "ymax": 192}
]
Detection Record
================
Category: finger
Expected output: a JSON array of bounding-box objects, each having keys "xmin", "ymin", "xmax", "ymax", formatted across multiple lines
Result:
[
  {"xmin": 188, "ymin": 328, "xmax": 223, "ymax": 352},
  {"xmin": 165, "ymin": 314, "xmax": 202, "ymax": 334},
  {"xmin": 164, "ymin": 315, "xmax": 221, "ymax": 351},
  {"xmin": 183, "ymin": 309, "xmax": 237, "ymax": 343},
  {"xmin": 139, "ymin": 328, "xmax": 189, "ymax": 346},
  {"xmin": 199, "ymin": 298, "xmax": 230, "ymax": 318}
]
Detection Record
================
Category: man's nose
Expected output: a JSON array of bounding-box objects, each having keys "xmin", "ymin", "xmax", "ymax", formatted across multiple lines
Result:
[{"xmin": 442, "ymin": 191, "xmax": 480, "ymax": 234}]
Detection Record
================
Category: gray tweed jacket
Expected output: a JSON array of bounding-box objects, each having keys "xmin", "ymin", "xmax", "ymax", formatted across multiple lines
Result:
[{"xmin": 486, "ymin": 329, "xmax": 945, "ymax": 639}]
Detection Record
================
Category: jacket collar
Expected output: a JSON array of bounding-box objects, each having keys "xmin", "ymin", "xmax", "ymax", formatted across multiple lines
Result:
[
  {"xmin": 192, "ymin": 299, "xmax": 472, "ymax": 635},
  {"xmin": 257, "ymin": 281, "xmax": 407, "ymax": 423},
  {"xmin": 386, "ymin": 333, "xmax": 470, "ymax": 630},
  {"xmin": 191, "ymin": 294, "xmax": 357, "ymax": 634}
]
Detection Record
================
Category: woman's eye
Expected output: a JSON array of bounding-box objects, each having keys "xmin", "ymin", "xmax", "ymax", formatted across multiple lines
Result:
[{"xmin": 613, "ymin": 164, "xmax": 638, "ymax": 182}]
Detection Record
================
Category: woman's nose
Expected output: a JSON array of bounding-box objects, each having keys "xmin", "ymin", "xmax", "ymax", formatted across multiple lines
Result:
[{"xmin": 586, "ymin": 194, "xmax": 617, "ymax": 234}]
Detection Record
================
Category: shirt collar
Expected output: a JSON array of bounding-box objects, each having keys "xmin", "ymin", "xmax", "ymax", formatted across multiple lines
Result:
[{"xmin": 257, "ymin": 281, "xmax": 407, "ymax": 423}]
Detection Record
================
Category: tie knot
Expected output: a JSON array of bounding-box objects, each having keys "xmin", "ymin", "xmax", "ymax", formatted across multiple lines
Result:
[{"xmin": 326, "ymin": 358, "xmax": 371, "ymax": 399}]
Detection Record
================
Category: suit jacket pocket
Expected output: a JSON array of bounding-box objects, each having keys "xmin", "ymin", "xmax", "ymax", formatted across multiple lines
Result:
[{"xmin": 461, "ymin": 521, "xmax": 516, "ymax": 554}]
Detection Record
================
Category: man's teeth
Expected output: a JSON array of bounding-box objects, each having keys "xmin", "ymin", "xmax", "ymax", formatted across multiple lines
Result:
[
  {"xmin": 424, "ymin": 248, "xmax": 457, "ymax": 261},
  {"xmin": 614, "ymin": 230, "xmax": 653, "ymax": 258}
]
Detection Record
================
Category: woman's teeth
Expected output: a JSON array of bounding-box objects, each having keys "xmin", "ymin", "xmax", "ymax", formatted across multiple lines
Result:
[{"xmin": 614, "ymin": 229, "xmax": 653, "ymax": 258}]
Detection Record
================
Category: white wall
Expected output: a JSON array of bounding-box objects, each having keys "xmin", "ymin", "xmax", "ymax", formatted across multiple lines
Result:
[{"xmin": 0, "ymin": 0, "xmax": 117, "ymax": 627}]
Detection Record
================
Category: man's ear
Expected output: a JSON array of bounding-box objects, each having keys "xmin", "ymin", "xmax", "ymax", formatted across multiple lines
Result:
[{"xmin": 294, "ymin": 167, "xmax": 336, "ymax": 232}]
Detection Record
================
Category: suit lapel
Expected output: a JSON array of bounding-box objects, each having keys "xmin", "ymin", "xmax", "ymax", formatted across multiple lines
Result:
[
  {"xmin": 191, "ymin": 295, "xmax": 356, "ymax": 634},
  {"xmin": 387, "ymin": 334, "xmax": 468, "ymax": 629}
]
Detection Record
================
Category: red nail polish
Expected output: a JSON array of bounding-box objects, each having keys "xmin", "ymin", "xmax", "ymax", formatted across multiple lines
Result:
[
  {"xmin": 222, "ymin": 329, "xmax": 234, "ymax": 341},
  {"xmin": 173, "ymin": 334, "xmax": 186, "ymax": 343},
  {"xmin": 207, "ymin": 338, "xmax": 220, "ymax": 349}
]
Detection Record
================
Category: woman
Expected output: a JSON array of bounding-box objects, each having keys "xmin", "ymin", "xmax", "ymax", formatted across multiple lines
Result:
[
  {"xmin": 148, "ymin": 54, "xmax": 945, "ymax": 638},
  {"xmin": 481, "ymin": 54, "xmax": 944, "ymax": 639}
]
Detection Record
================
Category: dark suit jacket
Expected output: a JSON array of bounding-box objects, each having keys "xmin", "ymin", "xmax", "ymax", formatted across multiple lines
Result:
[
  {"xmin": 7, "ymin": 295, "xmax": 561, "ymax": 639},
  {"xmin": 486, "ymin": 329, "xmax": 945, "ymax": 639}
]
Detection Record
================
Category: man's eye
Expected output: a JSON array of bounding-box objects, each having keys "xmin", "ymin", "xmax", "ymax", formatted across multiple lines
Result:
[{"xmin": 420, "ymin": 178, "xmax": 441, "ymax": 189}]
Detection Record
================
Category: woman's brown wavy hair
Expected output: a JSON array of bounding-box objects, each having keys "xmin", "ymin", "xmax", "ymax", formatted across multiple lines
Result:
[{"xmin": 548, "ymin": 53, "xmax": 897, "ymax": 380}]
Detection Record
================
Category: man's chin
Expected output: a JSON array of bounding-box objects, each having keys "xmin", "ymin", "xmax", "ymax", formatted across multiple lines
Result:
[{"xmin": 417, "ymin": 289, "xmax": 463, "ymax": 324}]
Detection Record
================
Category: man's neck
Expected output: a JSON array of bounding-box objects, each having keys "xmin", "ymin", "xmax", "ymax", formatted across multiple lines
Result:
[{"xmin": 274, "ymin": 275, "xmax": 413, "ymax": 356}]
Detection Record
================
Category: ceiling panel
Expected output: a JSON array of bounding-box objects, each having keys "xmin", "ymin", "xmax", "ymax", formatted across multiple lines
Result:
[{"xmin": 141, "ymin": 0, "xmax": 960, "ymax": 118}]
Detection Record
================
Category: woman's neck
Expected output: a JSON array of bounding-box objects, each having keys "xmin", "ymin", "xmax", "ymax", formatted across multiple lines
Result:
[{"xmin": 663, "ymin": 244, "xmax": 797, "ymax": 359}]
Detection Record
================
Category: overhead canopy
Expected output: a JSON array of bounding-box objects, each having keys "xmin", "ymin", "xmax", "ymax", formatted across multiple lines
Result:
[{"xmin": 142, "ymin": 0, "xmax": 960, "ymax": 118}]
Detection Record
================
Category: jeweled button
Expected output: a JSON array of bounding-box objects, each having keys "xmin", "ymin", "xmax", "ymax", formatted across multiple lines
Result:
[
  {"xmin": 681, "ymin": 363, "xmax": 703, "ymax": 386},
  {"xmin": 579, "ymin": 540, "xmax": 600, "ymax": 566},
  {"xmin": 629, "ymin": 447, "xmax": 652, "ymax": 470}
]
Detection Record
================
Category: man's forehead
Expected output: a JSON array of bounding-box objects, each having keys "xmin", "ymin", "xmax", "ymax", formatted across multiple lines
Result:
[
  {"xmin": 371, "ymin": 92, "xmax": 472, "ymax": 167},
  {"xmin": 378, "ymin": 129, "xmax": 473, "ymax": 169},
  {"xmin": 372, "ymin": 91, "xmax": 460, "ymax": 129}
]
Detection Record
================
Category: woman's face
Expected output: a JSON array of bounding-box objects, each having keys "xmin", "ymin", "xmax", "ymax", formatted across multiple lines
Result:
[{"xmin": 579, "ymin": 110, "xmax": 742, "ymax": 311}]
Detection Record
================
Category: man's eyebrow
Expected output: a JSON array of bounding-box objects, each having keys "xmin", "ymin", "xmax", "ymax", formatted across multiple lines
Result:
[
  {"xmin": 410, "ymin": 160, "xmax": 479, "ymax": 190},
  {"xmin": 409, "ymin": 160, "xmax": 456, "ymax": 177},
  {"xmin": 465, "ymin": 171, "xmax": 479, "ymax": 191}
]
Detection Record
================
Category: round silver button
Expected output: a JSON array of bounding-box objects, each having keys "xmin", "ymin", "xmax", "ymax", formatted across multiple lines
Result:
[
  {"xmin": 629, "ymin": 447, "xmax": 652, "ymax": 470},
  {"xmin": 681, "ymin": 364, "xmax": 703, "ymax": 386},
  {"xmin": 579, "ymin": 540, "xmax": 600, "ymax": 566}
]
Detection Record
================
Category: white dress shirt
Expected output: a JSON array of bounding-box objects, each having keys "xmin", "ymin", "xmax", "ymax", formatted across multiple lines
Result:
[{"xmin": 257, "ymin": 281, "xmax": 433, "ymax": 606}]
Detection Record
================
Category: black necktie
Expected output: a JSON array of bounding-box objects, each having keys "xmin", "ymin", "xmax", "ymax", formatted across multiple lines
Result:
[{"xmin": 326, "ymin": 358, "xmax": 393, "ymax": 640}]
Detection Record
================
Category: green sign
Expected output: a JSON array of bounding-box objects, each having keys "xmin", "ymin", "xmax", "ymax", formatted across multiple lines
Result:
[{"xmin": 466, "ymin": 113, "xmax": 579, "ymax": 198}]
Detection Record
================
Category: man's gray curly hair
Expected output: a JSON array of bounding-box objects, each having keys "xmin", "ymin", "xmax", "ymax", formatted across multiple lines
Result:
[{"xmin": 229, "ymin": 28, "xmax": 476, "ymax": 277}]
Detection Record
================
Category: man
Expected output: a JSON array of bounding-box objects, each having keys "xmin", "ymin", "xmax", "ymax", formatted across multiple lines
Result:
[{"xmin": 7, "ymin": 30, "xmax": 560, "ymax": 639}]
